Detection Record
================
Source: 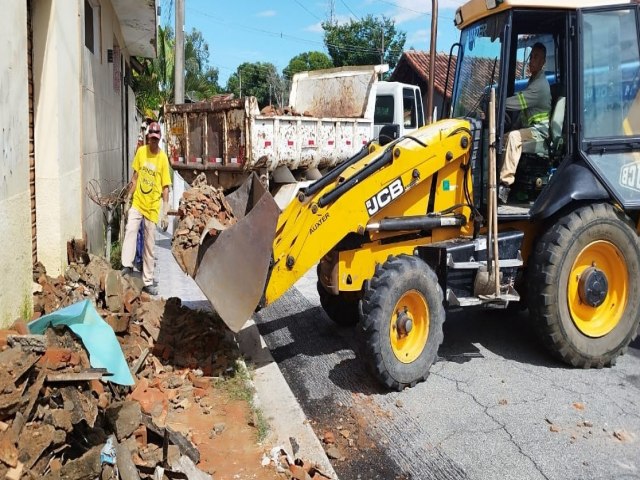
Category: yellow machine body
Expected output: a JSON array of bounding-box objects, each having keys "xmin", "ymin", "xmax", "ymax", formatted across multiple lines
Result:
[{"xmin": 265, "ymin": 119, "xmax": 474, "ymax": 305}]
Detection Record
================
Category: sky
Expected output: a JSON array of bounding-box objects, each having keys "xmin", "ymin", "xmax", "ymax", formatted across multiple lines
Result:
[{"xmin": 159, "ymin": 0, "xmax": 468, "ymax": 86}]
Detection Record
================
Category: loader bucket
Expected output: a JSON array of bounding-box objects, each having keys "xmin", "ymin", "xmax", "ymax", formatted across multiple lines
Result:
[{"xmin": 194, "ymin": 173, "xmax": 280, "ymax": 332}]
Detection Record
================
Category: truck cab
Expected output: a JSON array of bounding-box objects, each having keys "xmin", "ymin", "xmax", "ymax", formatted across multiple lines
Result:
[{"xmin": 373, "ymin": 81, "xmax": 425, "ymax": 141}]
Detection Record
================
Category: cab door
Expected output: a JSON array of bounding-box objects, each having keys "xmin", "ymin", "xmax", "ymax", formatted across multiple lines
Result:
[{"xmin": 578, "ymin": 4, "xmax": 640, "ymax": 209}]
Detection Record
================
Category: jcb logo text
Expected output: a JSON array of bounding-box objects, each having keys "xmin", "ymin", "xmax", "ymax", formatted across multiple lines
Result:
[
  {"xmin": 366, "ymin": 178, "xmax": 404, "ymax": 216},
  {"xmin": 619, "ymin": 162, "xmax": 640, "ymax": 192}
]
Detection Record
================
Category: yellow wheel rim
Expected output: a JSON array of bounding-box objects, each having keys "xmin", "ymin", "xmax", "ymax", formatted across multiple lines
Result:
[
  {"xmin": 389, "ymin": 290, "xmax": 429, "ymax": 363},
  {"xmin": 567, "ymin": 240, "xmax": 628, "ymax": 338}
]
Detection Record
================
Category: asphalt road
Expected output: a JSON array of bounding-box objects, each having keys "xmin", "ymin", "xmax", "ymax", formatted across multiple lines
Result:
[{"xmin": 254, "ymin": 270, "xmax": 640, "ymax": 480}]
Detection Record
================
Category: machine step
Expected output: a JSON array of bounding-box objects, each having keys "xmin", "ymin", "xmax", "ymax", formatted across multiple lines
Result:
[
  {"xmin": 446, "ymin": 286, "xmax": 521, "ymax": 307},
  {"xmin": 446, "ymin": 252, "xmax": 523, "ymax": 270}
]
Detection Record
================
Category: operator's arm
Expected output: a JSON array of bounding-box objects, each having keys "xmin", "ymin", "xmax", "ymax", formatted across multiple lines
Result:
[{"xmin": 505, "ymin": 80, "xmax": 547, "ymax": 111}]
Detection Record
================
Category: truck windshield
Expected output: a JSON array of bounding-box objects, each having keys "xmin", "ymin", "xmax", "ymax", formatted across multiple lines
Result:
[
  {"xmin": 374, "ymin": 95, "xmax": 394, "ymax": 124},
  {"xmin": 452, "ymin": 13, "xmax": 507, "ymax": 118}
]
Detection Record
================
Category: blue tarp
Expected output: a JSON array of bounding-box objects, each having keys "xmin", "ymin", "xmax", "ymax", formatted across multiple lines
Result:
[{"xmin": 28, "ymin": 300, "xmax": 135, "ymax": 386}]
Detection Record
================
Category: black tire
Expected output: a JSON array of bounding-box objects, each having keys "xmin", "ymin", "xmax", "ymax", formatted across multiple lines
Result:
[
  {"xmin": 360, "ymin": 255, "xmax": 445, "ymax": 390},
  {"xmin": 529, "ymin": 203, "xmax": 640, "ymax": 367},
  {"xmin": 317, "ymin": 280, "xmax": 360, "ymax": 326}
]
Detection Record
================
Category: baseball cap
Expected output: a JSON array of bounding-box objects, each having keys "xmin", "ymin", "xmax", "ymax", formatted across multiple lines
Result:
[{"xmin": 147, "ymin": 122, "xmax": 161, "ymax": 139}]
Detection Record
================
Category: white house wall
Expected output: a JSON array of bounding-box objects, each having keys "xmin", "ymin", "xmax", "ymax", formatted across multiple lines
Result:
[
  {"xmin": 82, "ymin": 1, "xmax": 135, "ymax": 256},
  {"xmin": 0, "ymin": 0, "xmax": 153, "ymax": 325},
  {"xmin": 0, "ymin": 2, "xmax": 32, "ymax": 325},
  {"xmin": 32, "ymin": 0, "xmax": 141, "ymax": 274},
  {"xmin": 32, "ymin": 0, "xmax": 83, "ymax": 278}
]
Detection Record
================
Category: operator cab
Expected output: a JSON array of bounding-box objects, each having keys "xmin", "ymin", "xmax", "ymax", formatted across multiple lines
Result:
[
  {"xmin": 449, "ymin": 8, "xmax": 570, "ymax": 215},
  {"xmin": 450, "ymin": 2, "xmax": 640, "ymax": 219}
]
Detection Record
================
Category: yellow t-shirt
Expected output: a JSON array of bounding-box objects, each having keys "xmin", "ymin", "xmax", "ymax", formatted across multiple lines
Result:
[{"xmin": 131, "ymin": 146, "xmax": 172, "ymax": 223}]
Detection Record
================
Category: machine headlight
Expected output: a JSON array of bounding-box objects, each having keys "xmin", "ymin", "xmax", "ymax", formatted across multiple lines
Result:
[
  {"xmin": 454, "ymin": 9, "xmax": 463, "ymax": 26},
  {"xmin": 486, "ymin": 0, "xmax": 503, "ymax": 9}
]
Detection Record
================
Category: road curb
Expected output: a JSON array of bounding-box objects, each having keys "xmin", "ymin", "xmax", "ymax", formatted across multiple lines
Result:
[{"xmin": 237, "ymin": 319, "xmax": 338, "ymax": 479}]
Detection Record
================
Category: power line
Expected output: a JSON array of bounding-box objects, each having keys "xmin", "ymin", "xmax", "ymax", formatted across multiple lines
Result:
[
  {"xmin": 376, "ymin": 0, "xmax": 429, "ymax": 15},
  {"xmin": 292, "ymin": 0, "xmax": 321, "ymax": 21},
  {"xmin": 376, "ymin": 0, "xmax": 455, "ymax": 21},
  {"xmin": 339, "ymin": 0, "xmax": 361, "ymax": 20},
  {"xmin": 188, "ymin": 7, "xmax": 407, "ymax": 56},
  {"xmin": 163, "ymin": 0, "xmax": 174, "ymax": 27}
]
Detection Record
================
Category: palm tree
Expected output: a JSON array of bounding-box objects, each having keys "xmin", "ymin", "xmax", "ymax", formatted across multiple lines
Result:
[{"xmin": 132, "ymin": 26, "xmax": 220, "ymax": 116}]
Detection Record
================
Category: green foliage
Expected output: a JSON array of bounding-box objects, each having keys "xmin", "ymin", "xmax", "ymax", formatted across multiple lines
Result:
[
  {"xmin": 110, "ymin": 241, "xmax": 122, "ymax": 270},
  {"xmin": 221, "ymin": 360, "xmax": 270, "ymax": 442},
  {"xmin": 20, "ymin": 294, "xmax": 32, "ymax": 322},
  {"xmin": 131, "ymin": 26, "xmax": 220, "ymax": 115},
  {"xmin": 131, "ymin": 26, "xmax": 174, "ymax": 115},
  {"xmin": 184, "ymin": 28, "xmax": 220, "ymax": 101},
  {"xmin": 322, "ymin": 15, "xmax": 406, "ymax": 71},
  {"xmin": 225, "ymin": 62, "xmax": 286, "ymax": 109},
  {"xmin": 283, "ymin": 51, "xmax": 333, "ymax": 80}
]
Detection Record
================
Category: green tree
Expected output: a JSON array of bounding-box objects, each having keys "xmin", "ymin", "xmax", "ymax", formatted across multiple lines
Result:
[
  {"xmin": 283, "ymin": 51, "xmax": 333, "ymax": 80},
  {"xmin": 184, "ymin": 28, "xmax": 220, "ymax": 100},
  {"xmin": 322, "ymin": 15, "xmax": 406, "ymax": 70},
  {"xmin": 131, "ymin": 26, "xmax": 220, "ymax": 115},
  {"xmin": 226, "ymin": 62, "xmax": 284, "ymax": 108},
  {"xmin": 132, "ymin": 25, "xmax": 174, "ymax": 116}
]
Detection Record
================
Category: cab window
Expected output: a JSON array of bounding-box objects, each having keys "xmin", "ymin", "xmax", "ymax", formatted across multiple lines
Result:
[
  {"xmin": 582, "ymin": 9, "xmax": 640, "ymax": 138},
  {"xmin": 403, "ymin": 88, "xmax": 417, "ymax": 128},
  {"xmin": 374, "ymin": 95, "xmax": 394, "ymax": 124}
]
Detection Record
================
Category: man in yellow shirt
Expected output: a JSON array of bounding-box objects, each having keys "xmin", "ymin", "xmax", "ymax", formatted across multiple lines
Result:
[{"xmin": 121, "ymin": 121, "xmax": 172, "ymax": 295}]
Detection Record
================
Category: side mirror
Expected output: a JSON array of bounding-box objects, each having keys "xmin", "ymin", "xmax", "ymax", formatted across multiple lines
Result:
[{"xmin": 379, "ymin": 124, "xmax": 400, "ymax": 146}]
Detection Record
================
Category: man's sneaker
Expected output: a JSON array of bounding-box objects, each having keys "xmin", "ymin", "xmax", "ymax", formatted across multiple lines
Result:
[
  {"xmin": 121, "ymin": 266, "xmax": 133, "ymax": 276},
  {"xmin": 498, "ymin": 184, "xmax": 510, "ymax": 204},
  {"xmin": 143, "ymin": 284, "xmax": 158, "ymax": 296}
]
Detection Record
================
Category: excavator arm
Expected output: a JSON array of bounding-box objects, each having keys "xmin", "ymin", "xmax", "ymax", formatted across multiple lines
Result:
[
  {"xmin": 266, "ymin": 118, "xmax": 475, "ymax": 304},
  {"xmin": 193, "ymin": 118, "xmax": 475, "ymax": 332}
]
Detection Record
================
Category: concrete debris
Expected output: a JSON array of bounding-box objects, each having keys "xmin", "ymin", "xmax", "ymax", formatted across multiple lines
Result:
[
  {"xmin": 171, "ymin": 454, "xmax": 212, "ymax": 480},
  {"xmin": 260, "ymin": 105, "xmax": 313, "ymax": 117},
  {"xmin": 0, "ymin": 256, "xmax": 326, "ymax": 479},
  {"xmin": 171, "ymin": 173, "xmax": 236, "ymax": 277},
  {"xmin": 264, "ymin": 447, "xmax": 332, "ymax": 480},
  {"xmin": 7, "ymin": 334, "xmax": 46, "ymax": 353}
]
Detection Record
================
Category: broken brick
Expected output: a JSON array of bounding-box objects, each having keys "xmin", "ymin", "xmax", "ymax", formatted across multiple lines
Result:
[
  {"xmin": 38, "ymin": 348, "xmax": 72, "ymax": 370},
  {"xmin": 133, "ymin": 425, "xmax": 148, "ymax": 448},
  {"xmin": 105, "ymin": 313, "xmax": 131, "ymax": 333},
  {"xmin": 89, "ymin": 379, "xmax": 104, "ymax": 396}
]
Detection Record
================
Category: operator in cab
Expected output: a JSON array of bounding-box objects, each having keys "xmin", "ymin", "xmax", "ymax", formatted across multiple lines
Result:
[{"xmin": 498, "ymin": 42, "xmax": 552, "ymax": 203}]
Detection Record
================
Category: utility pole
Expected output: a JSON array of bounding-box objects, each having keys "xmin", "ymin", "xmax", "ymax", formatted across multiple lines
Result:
[
  {"xmin": 328, "ymin": 0, "xmax": 335, "ymax": 24},
  {"xmin": 427, "ymin": 0, "xmax": 438, "ymax": 124},
  {"xmin": 174, "ymin": 0, "xmax": 185, "ymax": 104},
  {"xmin": 381, "ymin": 24, "xmax": 385, "ymax": 65},
  {"xmin": 239, "ymin": 69, "xmax": 242, "ymax": 98}
]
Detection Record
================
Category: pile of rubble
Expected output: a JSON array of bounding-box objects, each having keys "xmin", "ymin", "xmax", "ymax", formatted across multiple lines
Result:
[
  {"xmin": 0, "ymin": 250, "xmax": 330, "ymax": 479},
  {"xmin": 171, "ymin": 173, "xmax": 236, "ymax": 277},
  {"xmin": 0, "ymin": 255, "xmax": 244, "ymax": 479},
  {"xmin": 259, "ymin": 105, "xmax": 313, "ymax": 117}
]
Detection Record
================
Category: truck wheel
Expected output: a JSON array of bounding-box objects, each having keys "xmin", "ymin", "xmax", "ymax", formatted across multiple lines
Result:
[
  {"xmin": 529, "ymin": 203, "xmax": 640, "ymax": 367},
  {"xmin": 317, "ymin": 281, "xmax": 360, "ymax": 326},
  {"xmin": 360, "ymin": 255, "xmax": 445, "ymax": 390}
]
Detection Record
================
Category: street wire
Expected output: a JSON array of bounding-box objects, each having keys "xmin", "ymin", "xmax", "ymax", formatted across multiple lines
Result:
[
  {"xmin": 376, "ymin": 0, "xmax": 455, "ymax": 20},
  {"xmin": 292, "ymin": 0, "xmax": 322, "ymax": 21},
  {"xmin": 188, "ymin": 6, "xmax": 407, "ymax": 56},
  {"xmin": 339, "ymin": 0, "xmax": 361, "ymax": 20}
]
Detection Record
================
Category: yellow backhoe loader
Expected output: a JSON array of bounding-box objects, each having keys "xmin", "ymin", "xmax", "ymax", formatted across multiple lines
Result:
[{"xmin": 188, "ymin": 0, "xmax": 640, "ymax": 390}]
